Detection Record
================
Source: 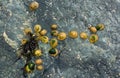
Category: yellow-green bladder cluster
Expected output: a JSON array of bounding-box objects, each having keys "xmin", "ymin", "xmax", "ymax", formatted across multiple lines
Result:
[
  {"xmin": 18, "ymin": 25, "xmax": 44, "ymax": 77},
  {"xmin": 88, "ymin": 23, "xmax": 105, "ymax": 43},
  {"xmin": 16, "ymin": 1, "xmax": 105, "ymax": 77}
]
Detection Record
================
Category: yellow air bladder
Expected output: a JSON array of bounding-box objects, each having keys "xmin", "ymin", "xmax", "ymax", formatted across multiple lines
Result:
[
  {"xmin": 36, "ymin": 65, "xmax": 44, "ymax": 70},
  {"xmin": 68, "ymin": 30, "xmax": 78, "ymax": 39},
  {"xmin": 89, "ymin": 34, "xmax": 99, "ymax": 43},
  {"xmin": 88, "ymin": 26, "xmax": 97, "ymax": 33},
  {"xmin": 57, "ymin": 32, "xmax": 67, "ymax": 40},
  {"xmin": 35, "ymin": 59, "xmax": 43, "ymax": 65},
  {"xmin": 51, "ymin": 24, "xmax": 58, "ymax": 30},
  {"xmin": 96, "ymin": 23, "xmax": 105, "ymax": 31},
  {"xmin": 80, "ymin": 32, "xmax": 88, "ymax": 40},
  {"xmin": 49, "ymin": 48, "xmax": 59, "ymax": 57},
  {"xmin": 29, "ymin": 1, "xmax": 39, "ymax": 10},
  {"xmin": 39, "ymin": 29, "xmax": 47, "ymax": 36},
  {"xmin": 40, "ymin": 36, "xmax": 49, "ymax": 43},
  {"xmin": 33, "ymin": 49, "xmax": 42, "ymax": 57},
  {"xmin": 34, "ymin": 24, "xmax": 41, "ymax": 33}
]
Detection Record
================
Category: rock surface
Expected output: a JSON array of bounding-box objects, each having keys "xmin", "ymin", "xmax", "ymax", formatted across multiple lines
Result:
[{"xmin": 0, "ymin": 0, "xmax": 120, "ymax": 78}]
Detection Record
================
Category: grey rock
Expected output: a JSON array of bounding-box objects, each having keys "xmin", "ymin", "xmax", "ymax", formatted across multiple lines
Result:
[{"xmin": 0, "ymin": 0, "xmax": 120, "ymax": 78}]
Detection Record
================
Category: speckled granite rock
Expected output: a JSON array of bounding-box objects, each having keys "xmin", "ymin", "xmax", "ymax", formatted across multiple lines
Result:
[{"xmin": 0, "ymin": 0, "xmax": 120, "ymax": 78}]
